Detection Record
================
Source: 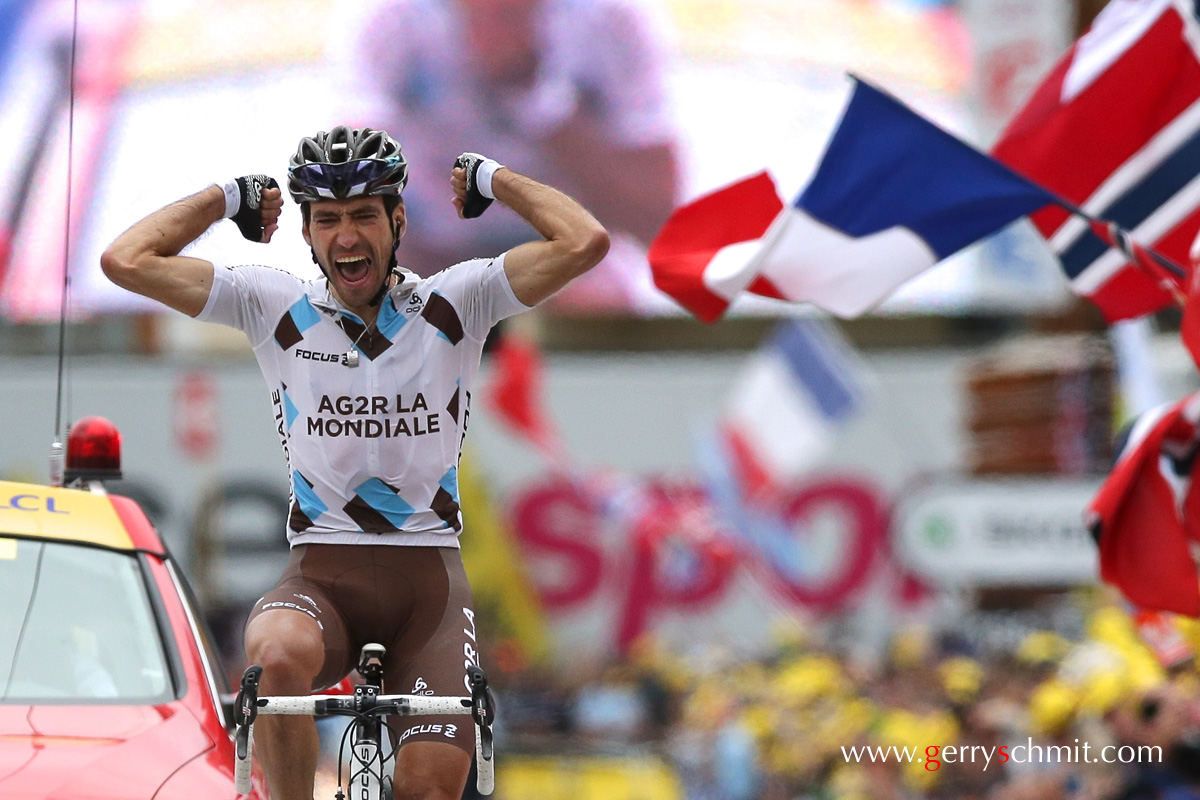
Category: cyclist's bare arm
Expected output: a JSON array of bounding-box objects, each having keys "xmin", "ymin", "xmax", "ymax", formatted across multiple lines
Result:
[
  {"xmin": 100, "ymin": 184, "xmax": 282, "ymax": 317},
  {"xmin": 452, "ymin": 167, "xmax": 609, "ymax": 307}
]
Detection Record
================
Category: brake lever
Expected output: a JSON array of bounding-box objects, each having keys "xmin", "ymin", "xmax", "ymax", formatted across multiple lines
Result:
[
  {"xmin": 234, "ymin": 665, "xmax": 263, "ymax": 758},
  {"xmin": 466, "ymin": 664, "xmax": 494, "ymax": 729}
]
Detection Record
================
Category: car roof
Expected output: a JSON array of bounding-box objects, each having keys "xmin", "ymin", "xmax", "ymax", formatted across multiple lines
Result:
[{"xmin": 0, "ymin": 479, "xmax": 164, "ymax": 554}]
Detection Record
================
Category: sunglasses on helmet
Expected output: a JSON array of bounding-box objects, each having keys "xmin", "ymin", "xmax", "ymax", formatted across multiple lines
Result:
[{"xmin": 289, "ymin": 158, "xmax": 404, "ymax": 199}]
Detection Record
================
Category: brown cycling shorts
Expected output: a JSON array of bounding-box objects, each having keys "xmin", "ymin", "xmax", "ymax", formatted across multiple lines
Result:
[{"xmin": 247, "ymin": 543, "xmax": 480, "ymax": 754}]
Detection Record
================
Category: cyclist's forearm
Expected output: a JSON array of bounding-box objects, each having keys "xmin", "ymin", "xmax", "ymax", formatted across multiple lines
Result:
[
  {"xmin": 493, "ymin": 170, "xmax": 604, "ymax": 254},
  {"xmin": 491, "ymin": 169, "xmax": 610, "ymax": 306},
  {"xmin": 100, "ymin": 186, "xmax": 223, "ymax": 316},
  {"xmin": 105, "ymin": 186, "xmax": 225, "ymax": 264}
]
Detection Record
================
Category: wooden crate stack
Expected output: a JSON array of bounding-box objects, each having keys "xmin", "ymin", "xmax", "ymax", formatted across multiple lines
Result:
[{"xmin": 965, "ymin": 334, "xmax": 1115, "ymax": 476}]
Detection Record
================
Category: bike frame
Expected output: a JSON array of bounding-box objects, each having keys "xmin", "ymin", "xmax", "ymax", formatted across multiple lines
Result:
[{"xmin": 232, "ymin": 650, "xmax": 495, "ymax": 798}]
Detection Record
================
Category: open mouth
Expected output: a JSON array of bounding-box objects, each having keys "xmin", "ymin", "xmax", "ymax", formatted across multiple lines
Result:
[{"xmin": 334, "ymin": 255, "xmax": 372, "ymax": 288}]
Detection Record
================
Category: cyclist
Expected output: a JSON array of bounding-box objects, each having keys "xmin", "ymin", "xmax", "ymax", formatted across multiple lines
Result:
[{"xmin": 101, "ymin": 126, "xmax": 609, "ymax": 800}]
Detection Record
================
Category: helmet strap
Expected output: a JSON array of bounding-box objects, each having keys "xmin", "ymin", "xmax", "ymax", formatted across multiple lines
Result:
[
  {"xmin": 367, "ymin": 223, "xmax": 403, "ymax": 308},
  {"xmin": 311, "ymin": 246, "xmax": 328, "ymax": 277}
]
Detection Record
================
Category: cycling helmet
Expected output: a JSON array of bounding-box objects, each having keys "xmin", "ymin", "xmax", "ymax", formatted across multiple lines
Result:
[{"xmin": 287, "ymin": 126, "xmax": 408, "ymax": 203}]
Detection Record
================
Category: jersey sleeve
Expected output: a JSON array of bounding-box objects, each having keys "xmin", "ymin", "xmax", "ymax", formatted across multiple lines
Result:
[
  {"xmin": 196, "ymin": 264, "xmax": 307, "ymax": 348},
  {"xmin": 425, "ymin": 253, "xmax": 532, "ymax": 341}
]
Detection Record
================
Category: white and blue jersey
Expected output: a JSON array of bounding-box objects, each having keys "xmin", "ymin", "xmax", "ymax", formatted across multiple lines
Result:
[{"xmin": 198, "ymin": 254, "xmax": 529, "ymax": 547}]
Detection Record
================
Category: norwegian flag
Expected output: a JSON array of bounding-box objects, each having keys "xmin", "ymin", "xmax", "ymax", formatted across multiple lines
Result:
[
  {"xmin": 1087, "ymin": 392, "xmax": 1200, "ymax": 616},
  {"xmin": 992, "ymin": 0, "xmax": 1200, "ymax": 322}
]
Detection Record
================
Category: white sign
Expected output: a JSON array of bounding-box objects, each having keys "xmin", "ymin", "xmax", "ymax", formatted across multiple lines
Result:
[
  {"xmin": 965, "ymin": 0, "xmax": 1073, "ymax": 144},
  {"xmin": 895, "ymin": 478, "xmax": 1103, "ymax": 586}
]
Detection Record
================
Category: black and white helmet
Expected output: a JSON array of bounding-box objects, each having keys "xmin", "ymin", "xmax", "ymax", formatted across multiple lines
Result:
[{"xmin": 287, "ymin": 126, "xmax": 408, "ymax": 203}]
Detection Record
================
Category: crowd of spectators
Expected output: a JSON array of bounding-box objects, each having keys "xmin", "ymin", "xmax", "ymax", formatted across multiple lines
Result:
[{"xmin": 483, "ymin": 592, "xmax": 1200, "ymax": 800}]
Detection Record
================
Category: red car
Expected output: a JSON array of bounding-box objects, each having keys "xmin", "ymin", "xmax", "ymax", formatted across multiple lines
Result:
[{"xmin": 0, "ymin": 419, "xmax": 267, "ymax": 799}]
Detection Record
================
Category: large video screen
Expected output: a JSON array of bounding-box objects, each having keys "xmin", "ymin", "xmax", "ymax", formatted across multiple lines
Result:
[{"xmin": 0, "ymin": 0, "xmax": 1068, "ymax": 322}]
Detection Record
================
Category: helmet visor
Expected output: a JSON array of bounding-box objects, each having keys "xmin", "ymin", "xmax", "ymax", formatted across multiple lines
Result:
[{"xmin": 289, "ymin": 158, "xmax": 403, "ymax": 200}]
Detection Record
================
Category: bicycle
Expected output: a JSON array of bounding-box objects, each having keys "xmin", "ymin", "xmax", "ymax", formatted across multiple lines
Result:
[{"xmin": 232, "ymin": 643, "xmax": 496, "ymax": 798}]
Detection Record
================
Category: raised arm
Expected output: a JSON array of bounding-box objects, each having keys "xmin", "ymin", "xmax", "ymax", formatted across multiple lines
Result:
[
  {"xmin": 451, "ymin": 160, "xmax": 609, "ymax": 307},
  {"xmin": 101, "ymin": 179, "xmax": 282, "ymax": 317}
]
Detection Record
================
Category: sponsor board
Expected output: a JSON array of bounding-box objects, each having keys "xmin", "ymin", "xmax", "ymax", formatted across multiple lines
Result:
[{"xmin": 895, "ymin": 478, "xmax": 1102, "ymax": 586}]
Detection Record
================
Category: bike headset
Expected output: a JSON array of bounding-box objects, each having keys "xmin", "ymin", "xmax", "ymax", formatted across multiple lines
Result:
[{"xmin": 287, "ymin": 125, "xmax": 409, "ymax": 308}]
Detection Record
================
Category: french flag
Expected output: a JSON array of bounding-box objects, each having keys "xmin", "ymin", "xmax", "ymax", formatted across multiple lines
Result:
[
  {"xmin": 720, "ymin": 319, "xmax": 864, "ymax": 499},
  {"xmin": 648, "ymin": 77, "xmax": 1063, "ymax": 322},
  {"xmin": 992, "ymin": 0, "xmax": 1200, "ymax": 322}
]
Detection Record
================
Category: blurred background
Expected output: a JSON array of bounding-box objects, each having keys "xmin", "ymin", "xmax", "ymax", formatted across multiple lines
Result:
[{"xmin": 5, "ymin": 0, "xmax": 1200, "ymax": 798}]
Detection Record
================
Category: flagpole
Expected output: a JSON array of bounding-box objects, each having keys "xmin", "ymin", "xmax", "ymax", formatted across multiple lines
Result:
[{"xmin": 1060, "ymin": 203, "xmax": 1189, "ymax": 306}]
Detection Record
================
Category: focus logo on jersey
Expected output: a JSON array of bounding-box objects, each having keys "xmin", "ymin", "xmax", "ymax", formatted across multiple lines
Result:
[{"xmin": 294, "ymin": 348, "xmax": 346, "ymax": 364}]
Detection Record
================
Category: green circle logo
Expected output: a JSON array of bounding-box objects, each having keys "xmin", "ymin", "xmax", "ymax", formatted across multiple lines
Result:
[{"xmin": 924, "ymin": 515, "xmax": 953, "ymax": 549}]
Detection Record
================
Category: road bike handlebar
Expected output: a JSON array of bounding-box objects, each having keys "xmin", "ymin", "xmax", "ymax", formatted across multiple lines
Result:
[
  {"xmin": 255, "ymin": 694, "xmax": 473, "ymax": 716},
  {"xmin": 232, "ymin": 663, "xmax": 495, "ymax": 795}
]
